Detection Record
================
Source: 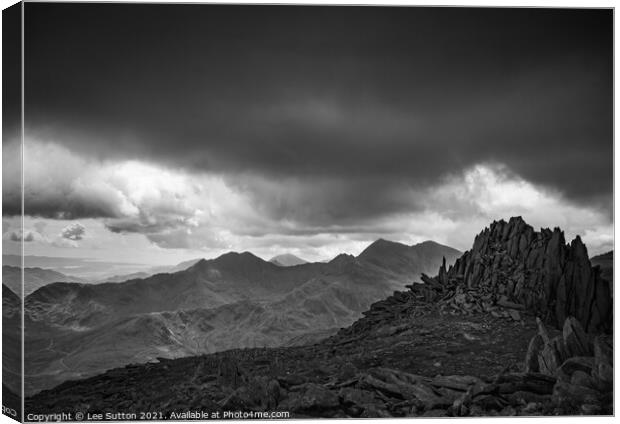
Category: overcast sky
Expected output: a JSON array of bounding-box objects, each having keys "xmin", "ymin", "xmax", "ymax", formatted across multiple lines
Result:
[{"xmin": 2, "ymin": 4, "xmax": 613, "ymax": 266}]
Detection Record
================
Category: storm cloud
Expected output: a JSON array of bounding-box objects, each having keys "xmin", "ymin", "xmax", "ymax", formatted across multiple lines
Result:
[
  {"xmin": 20, "ymin": 5, "xmax": 612, "ymax": 213},
  {"xmin": 2, "ymin": 5, "xmax": 612, "ymax": 257}
]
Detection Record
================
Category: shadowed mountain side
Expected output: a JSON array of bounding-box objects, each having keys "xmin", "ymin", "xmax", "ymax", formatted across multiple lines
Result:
[
  {"xmin": 25, "ymin": 255, "xmax": 333, "ymax": 332},
  {"xmin": 23, "ymin": 273, "xmax": 398, "ymax": 394},
  {"xmin": 358, "ymin": 239, "xmax": 461, "ymax": 277},
  {"xmin": 2, "ymin": 265, "xmax": 86, "ymax": 297},
  {"xmin": 2, "ymin": 285, "xmax": 22, "ymax": 397}
]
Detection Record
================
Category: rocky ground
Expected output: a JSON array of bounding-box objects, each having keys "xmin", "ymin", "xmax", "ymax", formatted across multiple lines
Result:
[{"xmin": 25, "ymin": 300, "xmax": 612, "ymax": 418}]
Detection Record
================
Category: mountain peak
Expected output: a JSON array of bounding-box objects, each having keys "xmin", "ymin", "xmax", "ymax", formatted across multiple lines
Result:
[
  {"xmin": 358, "ymin": 238, "xmax": 408, "ymax": 257},
  {"xmin": 329, "ymin": 253, "xmax": 355, "ymax": 265},
  {"xmin": 269, "ymin": 253, "xmax": 308, "ymax": 267}
]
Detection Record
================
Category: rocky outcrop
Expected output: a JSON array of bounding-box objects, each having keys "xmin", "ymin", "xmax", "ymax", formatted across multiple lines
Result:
[
  {"xmin": 415, "ymin": 217, "xmax": 612, "ymax": 333},
  {"xmin": 523, "ymin": 317, "xmax": 613, "ymax": 414}
]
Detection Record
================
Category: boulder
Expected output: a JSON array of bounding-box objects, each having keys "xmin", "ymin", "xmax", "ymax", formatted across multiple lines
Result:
[
  {"xmin": 538, "ymin": 343, "xmax": 561, "ymax": 376},
  {"xmin": 524, "ymin": 334, "xmax": 543, "ymax": 373},
  {"xmin": 557, "ymin": 357, "xmax": 594, "ymax": 380},
  {"xmin": 277, "ymin": 373, "xmax": 307, "ymax": 388},
  {"xmin": 508, "ymin": 310, "xmax": 521, "ymax": 321},
  {"xmin": 569, "ymin": 371, "xmax": 596, "ymax": 390}
]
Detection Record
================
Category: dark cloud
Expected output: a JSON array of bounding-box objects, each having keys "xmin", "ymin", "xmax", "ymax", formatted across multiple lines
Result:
[{"xmin": 18, "ymin": 5, "xmax": 612, "ymax": 225}]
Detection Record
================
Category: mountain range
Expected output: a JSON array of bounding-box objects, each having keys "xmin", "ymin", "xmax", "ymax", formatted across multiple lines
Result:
[
  {"xmin": 2, "ymin": 265, "xmax": 85, "ymax": 296},
  {"xmin": 20, "ymin": 239, "xmax": 460, "ymax": 395}
]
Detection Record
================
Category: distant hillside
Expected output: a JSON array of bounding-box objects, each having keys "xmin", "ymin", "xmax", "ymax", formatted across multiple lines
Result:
[
  {"xmin": 358, "ymin": 239, "xmax": 461, "ymax": 277},
  {"xmin": 2, "ymin": 265, "xmax": 85, "ymax": 296},
  {"xmin": 3, "ymin": 254, "xmax": 151, "ymax": 280},
  {"xmin": 24, "ymin": 239, "xmax": 458, "ymax": 395},
  {"xmin": 95, "ymin": 258, "xmax": 202, "ymax": 283},
  {"xmin": 95, "ymin": 272, "xmax": 152, "ymax": 283},
  {"xmin": 591, "ymin": 251, "xmax": 613, "ymax": 283},
  {"xmin": 269, "ymin": 253, "xmax": 308, "ymax": 267}
]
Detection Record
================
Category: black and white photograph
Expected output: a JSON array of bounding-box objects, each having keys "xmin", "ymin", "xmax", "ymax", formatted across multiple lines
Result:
[{"xmin": 1, "ymin": 1, "xmax": 615, "ymax": 421}]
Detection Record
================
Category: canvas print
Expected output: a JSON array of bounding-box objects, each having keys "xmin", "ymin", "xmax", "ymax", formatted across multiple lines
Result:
[{"xmin": 2, "ymin": 2, "xmax": 614, "ymax": 421}]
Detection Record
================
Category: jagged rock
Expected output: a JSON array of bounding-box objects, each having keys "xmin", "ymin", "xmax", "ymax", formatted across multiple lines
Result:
[
  {"xmin": 508, "ymin": 310, "xmax": 521, "ymax": 321},
  {"xmin": 550, "ymin": 335, "xmax": 569, "ymax": 364},
  {"xmin": 538, "ymin": 343, "xmax": 562, "ymax": 376},
  {"xmin": 536, "ymin": 317, "xmax": 551, "ymax": 344},
  {"xmin": 415, "ymin": 217, "xmax": 612, "ymax": 333},
  {"xmin": 563, "ymin": 317, "xmax": 592, "ymax": 358},
  {"xmin": 524, "ymin": 334, "xmax": 544, "ymax": 373}
]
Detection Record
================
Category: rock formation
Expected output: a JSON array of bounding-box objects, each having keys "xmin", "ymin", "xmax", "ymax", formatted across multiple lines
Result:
[{"xmin": 412, "ymin": 217, "xmax": 612, "ymax": 333}]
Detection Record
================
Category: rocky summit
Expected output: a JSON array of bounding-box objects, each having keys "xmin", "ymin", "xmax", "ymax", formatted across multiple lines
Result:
[
  {"xmin": 417, "ymin": 216, "xmax": 611, "ymax": 333},
  {"xmin": 25, "ymin": 217, "xmax": 613, "ymax": 418}
]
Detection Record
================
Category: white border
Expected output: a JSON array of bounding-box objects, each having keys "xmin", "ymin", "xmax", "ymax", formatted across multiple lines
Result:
[{"xmin": 0, "ymin": 2, "xmax": 616, "ymax": 424}]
